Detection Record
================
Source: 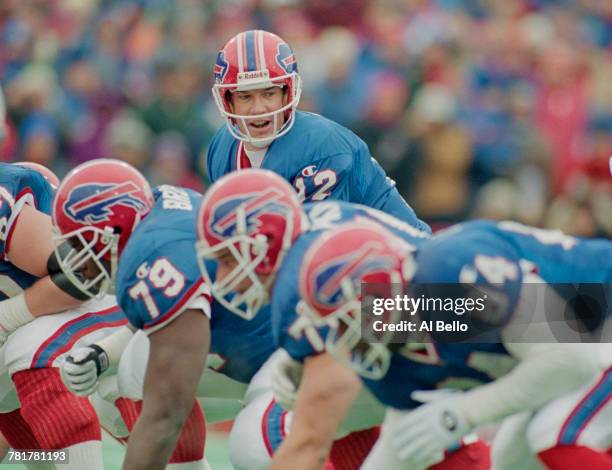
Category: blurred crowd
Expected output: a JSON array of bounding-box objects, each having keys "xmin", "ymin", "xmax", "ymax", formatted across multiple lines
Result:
[{"xmin": 0, "ymin": 0, "xmax": 610, "ymax": 236}]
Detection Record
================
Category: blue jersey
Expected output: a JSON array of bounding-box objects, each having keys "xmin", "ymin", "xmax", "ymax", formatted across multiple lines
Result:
[
  {"xmin": 272, "ymin": 201, "xmax": 430, "ymax": 362},
  {"xmin": 415, "ymin": 220, "xmax": 611, "ymax": 284},
  {"xmin": 364, "ymin": 342, "xmax": 512, "ymax": 410},
  {"xmin": 207, "ymin": 111, "xmax": 431, "ymax": 233},
  {"xmin": 0, "ymin": 263, "xmax": 37, "ymax": 301},
  {"xmin": 365, "ymin": 220, "xmax": 612, "ymax": 409},
  {"xmin": 0, "ymin": 163, "xmax": 54, "ymax": 300},
  {"xmin": 413, "ymin": 220, "xmax": 612, "ymax": 320},
  {"xmin": 116, "ymin": 185, "xmax": 275, "ymax": 383},
  {"xmin": 0, "ymin": 163, "xmax": 54, "ymax": 260}
]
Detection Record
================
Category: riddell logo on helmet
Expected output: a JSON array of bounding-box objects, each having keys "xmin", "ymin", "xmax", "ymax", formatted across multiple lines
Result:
[{"xmin": 237, "ymin": 70, "xmax": 270, "ymax": 83}]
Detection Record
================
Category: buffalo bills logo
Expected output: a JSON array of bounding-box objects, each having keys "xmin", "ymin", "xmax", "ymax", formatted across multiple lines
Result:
[
  {"xmin": 64, "ymin": 182, "xmax": 147, "ymax": 224},
  {"xmin": 214, "ymin": 51, "xmax": 230, "ymax": 84},
  {"xmin": 310, "ymin": 242, "xmax": 396, "ymax": 308},
  {"xmin": 209, "ymin": 188, "xmax": 288, "ymax": 238},
  {"xmin": 276, "ymin": 43, "xmax": 297, "ymax": 74}
]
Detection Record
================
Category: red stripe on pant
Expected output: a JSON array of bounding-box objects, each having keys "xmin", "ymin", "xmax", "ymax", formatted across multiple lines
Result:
[
  {"xmin": 0, "ymin": 409, "xmax": 42, "ymax": 450},
  {"xmin": 539, "ymin": 445, "xmax": 612, "ymax": 470},
  {"xmin": 329, "ymin": 427, "xmax": 381, "ymax": 470},
  {"xmin": 169, "ymin": 401, "xmax": 206, "ymax": 463},
  {"xmin": 429, "ymin": 441, "xmax": 491, "ymax": 470},
  {"xmin": 115, "ymin": 398, "xmax": 205, "ymax": 462},
  {"xmin": 12, "ymin": 368, "xmax": 101, "ymax": 448}
]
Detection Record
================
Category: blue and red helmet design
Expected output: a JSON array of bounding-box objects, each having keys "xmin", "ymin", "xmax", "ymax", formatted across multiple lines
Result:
[
  {"xmin": 275, "ymin": 42, "xmax": 297, "ymax": 74},
  {"xmin": 64, "ymin": 181, "xmax": 148, "ymax": 225},
  {"xmin": 211, "ymin": 30, "xmax": 303, "ymax": 144},
  {"xmin": 306, "ymin": 241, "xmax": 398, "ymax": 311},
  {"xmin": 197, "ymin": 169, "xmax": 305, "ymax": 277},
  {"xmin": 208, "ymin": 187, "xmax": 290, "ymax": 239},
  {"xmin": 52, "ymin": 159, "xmax": 153, "ymax": 261},
  {"xmin": 300, "ymin": 223, "xmax": 411, "ymax": 318},
  {"xmin": 214, "ymin": 50, "xmax": 230, "ymax": 84}
]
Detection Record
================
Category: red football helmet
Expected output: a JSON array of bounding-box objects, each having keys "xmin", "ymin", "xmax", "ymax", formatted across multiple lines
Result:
[
  {"xmin": 196, "ymin": 168, "xmax": 306, "ymax": 319},
  {"xmin": 52, "ymin": 159, "xmax": 154, "ymax": 298},
  {"xmin": 13, "ymin": 162, "xmax": 60, "ymax": 189},
  {"xmin": 299, "ymin": 222, "xmax": 415, "ymax": 379},
  {"xmin": 212, "ymin": 30, "xmax": 302, "ymax": 146}
]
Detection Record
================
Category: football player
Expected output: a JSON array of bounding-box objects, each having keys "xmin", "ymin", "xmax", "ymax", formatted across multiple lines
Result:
[
  {"xmin": 0, "ymin": 161, "xmax": 136, "ymax": 469},
  {"xmin": 52, "ymin": 159, "xmax": 282, "ymax": 469},
  {"xmin": 195, "ymin": 169, "xmax": 490, "ymax": 470},
  {"xmin": 300, "ymin": 221, "xmax": 611, "ymax": 469},
  {"xmin": 207, "ymin": 30, "xmax": 430, "ymax": 232}
]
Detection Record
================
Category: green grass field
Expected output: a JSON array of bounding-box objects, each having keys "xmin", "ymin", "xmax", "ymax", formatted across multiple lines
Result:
[{"xmin": 1, "ymin": 431, "xmax": 233, "ymax": 469}]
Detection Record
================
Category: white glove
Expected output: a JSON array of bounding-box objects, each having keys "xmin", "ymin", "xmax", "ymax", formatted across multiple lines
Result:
[
  {"xmin": 391, "ymin": 390, "xmax": 472, "ymax": 469},
  {"xmin": 60, "ymin": 345, "xmax": 109, "ymax": 397},
  {"xmin": 271, "ymin": 351, "xmax": 304, "ymax": 411}
]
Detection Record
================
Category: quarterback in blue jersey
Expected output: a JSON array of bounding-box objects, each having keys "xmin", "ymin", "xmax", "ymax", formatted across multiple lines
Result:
[
  {"xmin": 52, "ymin": 159, "xmax": 283, "ymax": 470},
  {"xmin": 195, "ymin": 169, "xmax": 489, "ymax": 470},
  {"xmin": 207, "ymin": 30, "xmax": 430, "ymax": 231},
  {"xmin": 301, "ymin": 221, "xmax": 612, "ymax": 470}
]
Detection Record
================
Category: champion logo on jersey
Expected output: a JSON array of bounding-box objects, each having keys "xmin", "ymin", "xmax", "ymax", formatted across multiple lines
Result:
[
  {"xmin": 209, "ymin": 188, "xmax": 289, "ymax": 238},
  {"xmin": 310, "ymin": 242, "xmax": 397, "ymax": 308},
  {"xmin": 275, "ymin": 43, "xmax": 297, "ymax": 74},
  {"xmin": 64, "ymin": 182, "xmax": 147, "ymax": 224},
  {"xmin": 214, "ymin": 51, "xmax": 230, "ymax": 83}
]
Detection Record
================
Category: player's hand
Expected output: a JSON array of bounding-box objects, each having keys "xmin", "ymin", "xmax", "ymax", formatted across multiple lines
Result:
[
  {"xmin": 271, "ymin": 351, "xmax": 303, "ymax": 410},
  {"xmin": 60, "ymin": 345, "xmax": 109, "ymax": 397},
  {"xmin": 391, "ymin": 390, "xmax": 472, "ymax": 469}
]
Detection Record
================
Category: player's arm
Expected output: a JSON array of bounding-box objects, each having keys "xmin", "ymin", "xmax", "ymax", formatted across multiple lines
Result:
[
  {"xmin": 122, "ymin": 308, "xmax": 210, "ymax": 470},
  {"xmin": 270, "ymin": 352, "xmax": 361, "ymax": 470},
  {"xmin": 7, "ymin": 204, "xmax": 87, "ymax": 309},
  {"xmin": 0, "ymin": 205, "xmax": 87, "ymax": 340},
  {"xmin": 389, "ymin": 342, "xmax": 608, "ymax": 467},
  {"xmin": 460, "ymin": 342, "xmax": 605, "ymax": 426},
  {"xmin": 6, "ymin": 204, "xmax": 56, "ymax": 277},
  {"xmin": 352, "ymin": 144, "xmax": 431, "ymax": 233},
  {"xmin": 205, "ymin": 128, "xmax": 226, "ymax": 184}
]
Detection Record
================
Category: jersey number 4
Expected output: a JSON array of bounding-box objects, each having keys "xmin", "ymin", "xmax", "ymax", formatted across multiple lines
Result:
[{"xmin": 128, "ymin": 258, "xmax": 186, "ymax": 319}]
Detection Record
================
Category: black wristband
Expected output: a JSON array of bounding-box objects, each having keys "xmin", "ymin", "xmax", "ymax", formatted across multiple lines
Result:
[{"xmin": 89, "ymin": 344, "xmax": 110, "ymax": 375}]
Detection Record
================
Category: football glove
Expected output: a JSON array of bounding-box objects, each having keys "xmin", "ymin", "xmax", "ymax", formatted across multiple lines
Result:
[
  {"xmin": 60, "ymin": 345, "xmax": 109, "ymax": 397},
  {"xmin": 271, "ymin": 350, "xmax": 303, "ymax": 411},
  {"xmin": 391, "ymin": 390, "xmax": 472, "ymax": 468}
]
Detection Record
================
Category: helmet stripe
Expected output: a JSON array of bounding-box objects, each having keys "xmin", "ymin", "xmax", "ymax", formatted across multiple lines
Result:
[
  {"xmin": 245, "ymin": 30, "xmax": 257, "ymax": 71},
  {"xmin": 253, "ymin": 30, "xmax": 260, "ymax": 70},
  {"xmin": 236, "ymin": 32, "xmax": 245, "ymax": 73},
  {"xmin": 257, "ymin": 30, "xmax": 267, "ymax": 70}
]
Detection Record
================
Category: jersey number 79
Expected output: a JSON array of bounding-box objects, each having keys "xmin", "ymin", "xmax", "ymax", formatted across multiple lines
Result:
[{"xmin": 128, "ymin": 258, "xmax": 186, "ymax": 319}]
